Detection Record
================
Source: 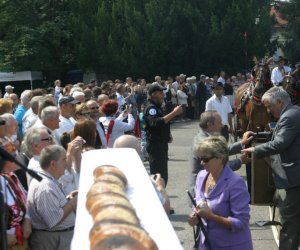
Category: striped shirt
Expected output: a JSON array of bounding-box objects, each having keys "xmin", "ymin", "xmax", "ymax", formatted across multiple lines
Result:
[{"xmin": 27, "ymin": 170, "xmax": 75, "ymax": 231}]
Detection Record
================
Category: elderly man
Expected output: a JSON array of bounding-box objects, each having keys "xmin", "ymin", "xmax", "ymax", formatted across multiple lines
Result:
[
  {"xmin": 190, "ymin": 111, "xmax": 252, "ymax": 197},
  {"xmin": 86, "ymin": 99, "xmax": 107, "ymax": 148},
  {"xmin": 14, "ymin": 90, "xmax": 32, "ymax": 138},
  {"xmin": 243, "ymin": 87, "xmax": 300, "ymax": 250},
  {"xmin": 4, "ymin": 85, "xmax": 14, "ymax": 98},
  {"xmin": 33, "ymin": 106, "xmax": 61, "ymax": 145},
  {"xmin": 22, "ymin": 96, "xmax": 42, "ymax": 135},
  {"xmin": 9, "ymin": 93, "xmax": 19, "ymax": 113},
  {"xmin": 27, "ymin": 145, "xmax": 77, "ymax": 250},
  {"xmin": 55, "ymin": 96, "xmax": 79, "ymax": 137},
  {"xmin": 144, "ymin": 84, "xmax": 182, "ymax": 185},
  {"xmin": 24, "ymin": 127, "xmax": 83, "ymax": 186}
]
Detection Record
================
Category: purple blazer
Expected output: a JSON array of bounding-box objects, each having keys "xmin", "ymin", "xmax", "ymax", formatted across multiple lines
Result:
[{"xmin": 195, "ymin": 166, "xmax": 253, "ymax": 250}]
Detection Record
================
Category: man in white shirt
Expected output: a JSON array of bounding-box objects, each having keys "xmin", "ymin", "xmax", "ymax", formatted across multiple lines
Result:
[
  {"xmin": 205, "ymin": 82, "xmax": 232, "ymax": 141},
  {"xmin": 271, "ymin": 57, "xmax": 291, "ymax": 86},
  {"xmin": 55, "ymin": 96, "xmax": 79, "ymax": 137}
]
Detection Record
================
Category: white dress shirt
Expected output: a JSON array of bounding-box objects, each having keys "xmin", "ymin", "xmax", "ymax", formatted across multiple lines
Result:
[
  {"xmin": 55, "ymin": 115, "xmax": 76, "ymax": 137},
  {"xmin": 205, "ymin": 95, "xmax": 232, "ymax": 125},
  {"xmin": 271, "ymin": 66, "xmax": 291, "ymax": 85}
]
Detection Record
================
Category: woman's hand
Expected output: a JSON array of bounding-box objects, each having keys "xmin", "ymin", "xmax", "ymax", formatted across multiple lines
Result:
[
  {"xmin": 195, "ymin": 206, "xmax": 214, "ymax": 220},
  {"xmin": 22, "ymin": 218, "xmax": 32, "ymax": 239},
  {"xmin": 188, "ymin": 212, "xmax": 199, "ymax": 226}
]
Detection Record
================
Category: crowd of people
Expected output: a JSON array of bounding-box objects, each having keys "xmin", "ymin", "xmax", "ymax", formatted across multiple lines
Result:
[{"xmin": 0, "ymin": 56, "xmax": 299, "ymax": 250}]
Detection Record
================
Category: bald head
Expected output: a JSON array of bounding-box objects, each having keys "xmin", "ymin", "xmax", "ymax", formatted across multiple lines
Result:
[{"xmin": 113, "ymin": 135, "xmax": 141, "ymax": 156}]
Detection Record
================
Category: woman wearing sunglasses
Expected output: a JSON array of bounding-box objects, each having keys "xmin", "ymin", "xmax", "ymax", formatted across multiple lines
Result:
[{"xmin": 188, "ymin": 136, "xmax": 252, "ymax": 250}]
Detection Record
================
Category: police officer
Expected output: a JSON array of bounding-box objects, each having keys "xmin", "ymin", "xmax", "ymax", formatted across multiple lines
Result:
[{"xmin": 144, "ymin": 84, "xmax": 182, "ymax": 185}]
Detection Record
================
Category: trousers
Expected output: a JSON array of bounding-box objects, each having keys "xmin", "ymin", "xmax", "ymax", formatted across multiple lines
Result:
[
  {"xmin": 147, "ymin": 141, "xmax": 169, "ymax": 185},
  {"xmin": 275, "ymin": 187, "xmax": 300, "ymax": 250}
]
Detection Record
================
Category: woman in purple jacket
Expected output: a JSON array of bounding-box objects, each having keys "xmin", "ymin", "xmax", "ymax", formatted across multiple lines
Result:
[{"xmin": 188, "ymin": 136, "xmax": 253, "ymax": 250}]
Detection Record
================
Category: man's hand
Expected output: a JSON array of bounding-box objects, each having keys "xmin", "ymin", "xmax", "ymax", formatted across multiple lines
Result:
[
  {"xmin": 241, "ymin": 147, "xmax": 255, "ymax": 154},
  {"xmin": 240, "ymin": 131, "xmax": 254, "ymax": 145},
  {"xmin": 172, "ymin": 105, "xmax": 183, "ymax": 116},
  {"xmin": 240, "ymin": 153, "xmax": 251, "ymax": 164},
  {"xmin": 67, "ymin": 190, "xmax": 78, "ymax": 200}
]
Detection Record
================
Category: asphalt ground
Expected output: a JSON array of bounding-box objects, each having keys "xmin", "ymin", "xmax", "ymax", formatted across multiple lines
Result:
[{"xmin": 144, "ymin": 120, "xmax": 278, "ymax": 250}]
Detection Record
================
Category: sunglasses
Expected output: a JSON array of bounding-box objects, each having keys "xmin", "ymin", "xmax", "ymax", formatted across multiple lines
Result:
[
  {"xmin": 89, "ymin": 106, "xmax": 99, "ymax": 110},
  {"xmin": 198, "ymin": 156, "xmax": 215, "ymax": 163},
  {"xmin": 41, "ymin": 137, "xmax": 53, "ymax": 142}
]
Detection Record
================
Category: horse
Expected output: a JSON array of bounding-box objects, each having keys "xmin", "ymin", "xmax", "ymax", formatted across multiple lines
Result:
[
  {"xmin": 281, "ymin": 75, "xmax": 300, "ymax": 106},
  {"xmin": 235, "ymin": 59, "xmax": 273, "ymax": 133}
]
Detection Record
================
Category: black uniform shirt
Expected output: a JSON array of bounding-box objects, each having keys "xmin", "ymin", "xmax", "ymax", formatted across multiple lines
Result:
[{"xmin": 144, "ymin": 99, "xmax": 171, "ymax": 143}]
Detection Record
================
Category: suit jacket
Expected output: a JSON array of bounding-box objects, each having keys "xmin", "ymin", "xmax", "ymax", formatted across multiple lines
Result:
[
  {"xmin": 189, "ymin": 129, "xmax": 243, "ymax": 195},
  {"xmin": 255, "ymin": 104, "xmax": 300, "ymax": 189},
  {"xmin": 195, "ymin": 166, "xmax": 252, "ymax": 250}
]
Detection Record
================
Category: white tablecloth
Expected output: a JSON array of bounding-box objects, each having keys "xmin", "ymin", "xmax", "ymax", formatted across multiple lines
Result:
[{"xmin": 71, "ymin": 148, "xmax": 183, "ymax": 250}]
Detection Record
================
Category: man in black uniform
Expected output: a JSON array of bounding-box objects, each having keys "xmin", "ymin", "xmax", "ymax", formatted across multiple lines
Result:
[{"xmin": 144, "ymin": 84, "xmax": 182, "ymax": 185}]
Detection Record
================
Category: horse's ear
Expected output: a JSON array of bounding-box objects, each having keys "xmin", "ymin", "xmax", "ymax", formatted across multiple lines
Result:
[
  {"xmin": 253, "ymin": 56, "xmax": 259, "ymax": 65},
  {"xmin": 266, "ymin": 57, "xmax": 273, "ymax": 65}
]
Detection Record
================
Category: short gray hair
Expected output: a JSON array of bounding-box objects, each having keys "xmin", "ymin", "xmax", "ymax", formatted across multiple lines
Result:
[
  {"xmin": 40, "ymin": 145, "xmax": 66, "ymax": 170},
  {"xmin": 23, "ymin": 127, "xmax": 49, "ymax": 155},
  {"xmin": 262, "ymin": 86, "xmax": 291, "ymax": 106},
  {"xmin": 20, "ymin": 90, "xmax": 32, "ymax": 104},
  {"xmin": 41, "ymin": 106, "xmax": 59, "ymax": 122},
  {"xmin": 196, "ymin": 136, "xmax": 229, "ymax": 164},
  {"xmin": 0, "ymin": 113, "xmax": 16, "ymax": 126},
  {"xmin": 30, "ymin": 96, "xmax": 43, "ymax": 114},
  {"xmin": 199, "ymin": 111, "xmax": 219, "ymax": 130}
]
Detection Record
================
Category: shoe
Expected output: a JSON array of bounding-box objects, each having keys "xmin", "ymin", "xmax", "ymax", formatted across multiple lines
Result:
[{"xmin": 170, "ymin": 208, "xmax": 175, "ymax": 215}]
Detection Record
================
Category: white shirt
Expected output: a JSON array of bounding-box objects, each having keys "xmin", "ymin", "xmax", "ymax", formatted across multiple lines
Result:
[
  {"xmin": 100, "ymin": 114, "xmax": 135, "ymax": 148},
  {"xmin": 22, "ymin": 108, "xmax": 38, "ymax": 135},
  {"xmin": 27, "ymin": 155, "xmax": 42, "ymax": 186},
  {"xmin": 205, "ymin": 95, "xmax": 232, "ymax": 125},
  {"xmin": 116, "ymin": 92, "xmax": 126, "ymax": 112},
  {"xmin": 177, "ymin": 90, "xmax": 188, "ymax": 105},
  {"xmin": 271, "ymin": 66, "xmax": 292, "ymax": 85},
  {"xmin": 55, "ymin": 115, "xmax": 76, "ymax": 137},
  {"xmin": 59, "ymin": 169, "xmax": 79, "ymax": 195},
  {"xmin": 217, "ymin": 76, "xmax": 226, "ymax": 85}
]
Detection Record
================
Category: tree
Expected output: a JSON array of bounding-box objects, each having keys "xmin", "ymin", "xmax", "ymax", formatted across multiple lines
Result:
[
  {"xmin": 0, "ymin": 0, "xmax": 74, "ymax": 80},
  {"xmin": 280, "ymin": 0, "xmax": 300, "ymax": 64}
]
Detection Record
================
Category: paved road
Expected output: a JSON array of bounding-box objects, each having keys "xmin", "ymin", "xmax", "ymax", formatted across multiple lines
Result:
[{"xmin": 146, "ymin": 120, "xmax": 278, "ymax": 250}]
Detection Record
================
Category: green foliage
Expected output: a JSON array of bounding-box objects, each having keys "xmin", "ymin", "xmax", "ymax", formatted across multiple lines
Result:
[
  {"xmin": 0, "ymin": 0, "xmax": 275, "ymax": 80},
  {"xmin": 280, "ymin": 0, "xmax": 300, "ymax": 64}
]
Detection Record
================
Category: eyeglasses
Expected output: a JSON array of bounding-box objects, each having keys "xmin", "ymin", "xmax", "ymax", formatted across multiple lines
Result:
[
  {"xmin": 89, "ymin": 106, "xmax": 99, "ymax": 110},
  {"xmin": 198, "ymin": 156, "xmax": 215, "ymax": 163},
  {"xmin": 41, "ymin": 137, "xmax": 53, "ymax": 142}
]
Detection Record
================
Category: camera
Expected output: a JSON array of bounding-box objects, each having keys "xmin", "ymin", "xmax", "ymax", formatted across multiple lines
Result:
[{"xmin": 121, "ymin": 103, "xmax": 128, "ymax": 111}]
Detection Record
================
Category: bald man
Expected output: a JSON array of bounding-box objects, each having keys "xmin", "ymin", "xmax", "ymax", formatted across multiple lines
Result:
[{"xmin": 113, "ymin": 135, "xmax": 171, "ymax": 214}]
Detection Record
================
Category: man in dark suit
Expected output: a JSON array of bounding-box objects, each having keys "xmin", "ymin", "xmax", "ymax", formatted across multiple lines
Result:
[
  {"xmin": 243, "ymin": 87, "xmax": 300, "ymax": 250},
  {"xmin": 189, "ymin": 110, "xmax": 252, "ymax": 197}
]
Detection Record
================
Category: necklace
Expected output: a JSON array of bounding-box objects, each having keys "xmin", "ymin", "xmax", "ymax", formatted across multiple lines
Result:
[{"xmin": 206, "ymin": 175, "xmax": 217, "ymax": 193}]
